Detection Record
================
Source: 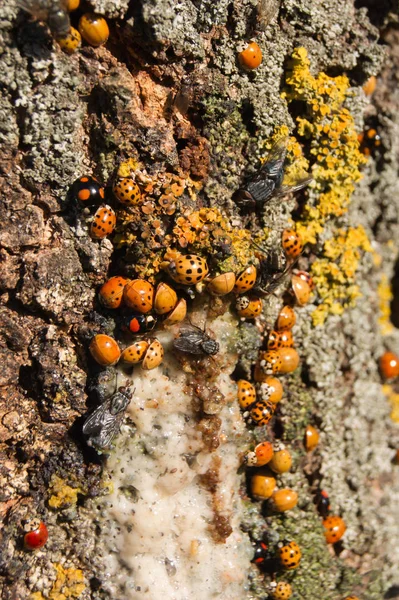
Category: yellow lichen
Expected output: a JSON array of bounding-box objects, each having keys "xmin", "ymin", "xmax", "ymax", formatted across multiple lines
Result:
[
  {"xmin": 283, "ymin": 47, "xmax": 367, "ymax": 246},
  {"xmin": 48, "ymin": 475, "xmax": 82, "ymax": 509},
  {"xmin": 310, "ymin": 226, "xmax": 372, "ymax": 326},
  {"xmin": 382, "ymin": 385, "xmax": 399, "ymax": 423},
  {"xmin": 48, "ymin": 564, "xmax": 86, "ymax": 600},
  {"xmin": 378, "ymin": 274, "xmax": 394, "ymax": 336},
  {"xmin": 265, "ymin": 124, "xmax": 310, "ymax": 186}
]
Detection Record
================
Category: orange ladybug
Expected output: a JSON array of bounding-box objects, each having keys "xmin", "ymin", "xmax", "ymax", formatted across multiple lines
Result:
[
  {"xmin": 164, "ymin": 298, "xmax": 187, "ymax": 324},
  {"xmin": 268, "ymin": 581, "xmax": 292, "ymax": 600},
  {"xmin": 277, "ymin": 348, "xmax": 300, "ymax": 373},
  {"xmin": 282, "ymin": 229, "xmax": 303, "ymax": 258},
  {"xmin": 322, "ymin": 515, "xmax": 346, "ymax": 543},
  {"xmin": 256, "ymin": 376, "xmax": 283, "ymax": 403},
  {"xmin": 293, "ymin": 269, "xmax": 315, "ymax": 291},
  {"xmin": 123, "ymin": 279, "xmax": 154, "ymax": 314},
  {"xmin": 271, "ymin": 489, "xmax": 298, "ymax": 512},
  {"xmin": 142, "ymin": 339, "xmax": 164, "ymax": 370},
  {"xmin": 166, "ymin": 254, "xmax": 209, "ymax": 285},
  {"xmin": 154, "ymin": 283, "xmax": 178, "ymax": 315},
  {"xmin": 233, "ymin": 265, "xmax": 257, "ymax": 294},
  {"xmin": 79, "ymin": 13, "xmax": 109, "ymax": 47},
  {"xmin": 238, "ymin": 41, "xmax": 262, "ymax": 70},
  {"xmin": 245, "ymin": 441, "xmax": 274, "ymax": 467},
  {"xmin": 379, "ymin": 351, "xmax": 399, "ymax": 379},
  {"xmin": 276, "ymin": 305, "xmax": 296, "ymax": 330},
  {"xmin": 90, "ymin": 205, "xmax": 116, "ymax": 240},
  {"xmin": 305, "ymin": 424, "xmax": 320, "ymax": 451},
  {"xmin": 235, "ymin": 295, "xmax": 262, "ymax": 318},
  {"xmin": 237, "ymin": 379, "xmax": 256, "ymax": 409},
  {"xmin": 278, "ymin": 541, "xmax": 301, "ymax": 570},
  {"xmin": 113, "ymin": 178, "xmax": 142, "ymax": 206},
  {"xmin": 89, "ymin": 334, "xmax": 121, "ymax": 366},
  {"xmin": 120, "ymin": 341, "xmax": 149, "ymax": 364},
  {"xmin": 251, "ymin": 471, "xmax": 276, "ymax": 499},
  {"xmin": 98, "ymin": 276, "xmax": 127, "ymax": 309},
  {"xmin": 207, "ymin": 272, "xmax": 236, "ymax": 296},
  {"xmin": 291, "ymin": 274, "xmax": 310, "ymax": 306},
  {"xmin": 257, "ymin": 350, "xmax": 283, "ymax": 375},
  {"xmin": 269, "ymin": 443, "xmax": 292, "ymax": 474},
  {"xmin": 250, "ymin": 399, "xmax": 275, "ymax": 425}
]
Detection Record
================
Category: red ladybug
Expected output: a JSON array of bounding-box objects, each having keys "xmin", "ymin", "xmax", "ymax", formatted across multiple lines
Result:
[{"xmin": 23, "ymin": 519, "xmax": 48, "ymax": 550}]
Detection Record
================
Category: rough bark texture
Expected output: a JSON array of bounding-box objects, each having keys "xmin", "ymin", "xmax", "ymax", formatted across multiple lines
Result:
[{"xmin": 1, "ymin": 0, "xmax": 399, "ymax": 599}]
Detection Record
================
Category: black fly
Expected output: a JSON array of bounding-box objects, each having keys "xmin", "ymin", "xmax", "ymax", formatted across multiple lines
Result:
[
  {"xmin": 253, "ymin": 247, "xmax": 297, "ymax": 297},
  {"xmin": 16, "ymin": 0, "xmax": 71, "ymax": 38},
  {"xmin": 173, "ymin": 325, "xmax": 219, "ymax": 356},
  {"xmin": 233, "ymin": 136, "xmax": 312, "ymax": 210},
  {"xmin": 82, "ymin": 385, "xmax": 133, "ymax": 451}
]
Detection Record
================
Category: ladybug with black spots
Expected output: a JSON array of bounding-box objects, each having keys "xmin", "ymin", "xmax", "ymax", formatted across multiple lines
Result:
[
  {"xmin": 90, "ymin": 205, "xmax": 116, "ymax": 240},
  {"xmin": 249, "ymin": 399, "xmax": 275, "ymax": 425},
  {"xmin": 278, "ymin": 540, "xmax": 301, "ymax": 570},
  {"xmin": 113, "ymin": 178, "xmax": 142, "ymax": 206},
  {"xmin": 166, "ymin": 254, "xmax": 209, "ymax": 285},
  {"xmin": 73, "ymin": 175, "xmax": 105, "ymax": 207}
]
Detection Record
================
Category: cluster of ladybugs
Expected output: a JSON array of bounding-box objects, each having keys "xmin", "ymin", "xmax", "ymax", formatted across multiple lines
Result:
[{"xmin": 18, "ymin": 0, "xmax": 110, "ymax": 54}]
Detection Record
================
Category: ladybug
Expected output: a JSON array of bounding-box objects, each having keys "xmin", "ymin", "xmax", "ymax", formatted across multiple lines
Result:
[
  {"xmin": 276, "ymin": 305, "xmax": 296, "ymax": 330},
  {"xmin": 322, "ymin": 515, "xmax": 346, "ymax": 543},
  {"xmin": 89, "ymin": 334, "xmax": 121, "ymax": 366},
  {"xmin": 113, "ymin": 178, "xmax": 142, "ymax": 206},
  {"xmin": 90, "ymin": 205, "xmax": 116, "ymax": 240},
  {"xmin": 120, "ymin": 341, "xmax": 149, "ymax": 365},
  {"xmin": 282, "ymin": 229, "xmax": 303, "ymax": 258},
  {"xmin": 256, "ymin": 376, "xmax": 283, "ymax": 404},
  {"xmin": 207, "ymin": 272, "xmax": 236, "ymax": 296},
  {"xmin": 67, "ymin": 0, "xmax": 80, "ymax": 10},
  {"xmin": 166, "ymin": 254, "xmax": 209, "ymax": 285},
  {"xmin": 305, "ymin": 424, "xmax": 320, "ymax": 451},
  {"xmin": 278, "ymin": 540, "xmax": 301, "ymax": 569},
  {"xmin": 316, "ymin": 490, "xmax": 331, "ymax": 518},
  {"xmin": 268, "ymin": 581, "xmax": 293, "ymax": 599},
  {"xmin": 73, "ymin": 175, "xmax": 105, "ymax": 207},
  {"xmin": 271, "ymin": 488, "xmax": 298, "ymax": 512},
  {"xmin": 142, "ymin": 339, "xmax": 164, "ymax": 370},
  {"xmin": 252, "ymin": 540, "xmax": 269, "ymax": 565},
  {"xmin": 123, "ymin": 313, "xmax": 157, "ymax": 334},
  {"xmin": 269, "ymin": 443, "xmax": 292, "ymax": 474},
  {"xmin": 233, "ymin": 265, "xmax": 257, "ymax": 294},
  {"xmin": 235, "ymin": 295, "xmax": 262, "ymax": 319},
  {"xmin": 79, "ymin": 13, "xmax": 109, "ymax": 47},
  {"xmin": 277, "ymin": 347, "xmax": 300, "ymax": 374},
  {"xmin": 293, "ymin": 269, "xmax": 315, "ymax": 291},
  {"xmin": 245, "ymin": 441, "xmax": 274, "ymax": 467},
  {"xmin": 257, "ymin": 350, "xmax": 283, "ymax": 375},
  {"xmin": 363, "ymin": 75, "xmax": 377, "ymax": 96},
  {"xmin": 154, "ymin": 283, "xmax": 178, "ymax": 315},
  {"xmin": 238, "ymin": 41, "xmax": 262, "ymax": 70},
  {"xmin": 123, "ymin": 279, "xmax": 154, "ymax": 314},
  {"xmin": 343, "ymin": 597, "xmax": 360, "ymax": 600},
  {"xmin": 237, "ymin": 379, "xmax": 257, "ymax": 409},
  {"xmin": 98, "ymin": 276, "xmax": 127, "ymax": 309},
  {"xmin": 291, "ymin": 274, "xmax": 311, "ymax": 305},
  {"xmin": 250, "ymin": 399, "xmax": 275, "ymax": 425},
  {"xmin": 163, "ymin": 298, "xmax": 187, "ymax": 325},
  {"xmin": 267, "ymin": 330, "xmax": 281, "ymax": 350},
  {"xmin": 267, "ymin": 330, "xmax": 293, "ymax": 350},
  {"xmin": 358, "ymin": 124, "xmax": 381, "ymax": 157},
  {"xmin": 379, "ymin": 351, "xmax": 399, "ymax": 379},
  {"xmin": 56, "ymin": 26, "xmax": 81, "ymax": 54},
  {"xmin": 23, "ymin": 519, "xmax": 48, "ymax": 550},
  {"xmin": 251, "ymin": 472, "xmax": 276, "ymax": 499}
]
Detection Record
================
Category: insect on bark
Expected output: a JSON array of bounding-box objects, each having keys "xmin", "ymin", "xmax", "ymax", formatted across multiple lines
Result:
[
  {"xmin": 82, "ymin": 385, "xmax": 133, "ymax": 451},
  {"xmin": 16, "ymin": 0, "xmax": 71, "ymax": 38},
  {"xmin": 233, "ymin": 136, "xmax": 312, "ymax": 210},
  {"xmin": 173, "ymin": 325, "xmax": 219, "ymax": 356}
]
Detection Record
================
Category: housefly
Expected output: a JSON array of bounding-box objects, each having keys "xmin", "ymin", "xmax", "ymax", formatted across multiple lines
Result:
[
  {"xmin": 173, "ymin": 325, "xmax": 219, "ymax": 356},
  {"xmin": 233, "ymin": 136, "xmax": 312, "ymax": 210},
  {"xmin": 253, "ymin": 247, "xmax": 297, "ymax": 297},
  {"xmin": 82, "ymin": 385, "xmax": 133, "ymax": 451},
  {"xmin": 16, "ymin": 0, "xmax": 71, "ymax": 38}
]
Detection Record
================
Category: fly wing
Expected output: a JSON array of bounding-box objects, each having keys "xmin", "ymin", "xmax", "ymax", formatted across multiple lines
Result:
[
  {"xmin": 83, "ymin": 396, "xmax": 128, "ymax": 450},
  {"xmin": 174, "ymin": 329, "xmax": 206, "ymax": 355},
  {"xmin": 16, "ymin": 0, "xmax": 49, "ymax": 19},
  {"xmin": 259, "ymin": 137, "xmax": 288, "ymax": 179},
  {"xmin": 275, "ymin": 176, "xmax": 313, "ymax": 197}
]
